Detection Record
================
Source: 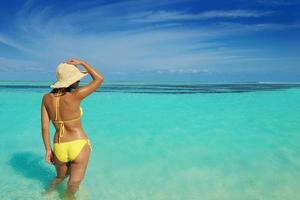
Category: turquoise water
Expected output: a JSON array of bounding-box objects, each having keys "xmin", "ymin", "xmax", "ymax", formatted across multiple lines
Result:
[{"xmin": 1, "ymin": 81, "xmax": 300, "ymax": 200}]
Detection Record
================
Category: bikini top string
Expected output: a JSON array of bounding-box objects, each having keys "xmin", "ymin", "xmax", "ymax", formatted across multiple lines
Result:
[{"xmin": 55, "ymin": 88, "xmax": 64, "ymax": 143}]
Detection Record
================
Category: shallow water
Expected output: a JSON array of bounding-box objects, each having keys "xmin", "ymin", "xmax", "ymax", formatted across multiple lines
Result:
[{"xmin": 1, "ymin": 81, "xmax": 300, "ymax": 200}]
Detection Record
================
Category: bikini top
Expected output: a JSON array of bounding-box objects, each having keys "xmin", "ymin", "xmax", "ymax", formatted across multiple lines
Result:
[{"xmin": 53, "ymin": 89, "xmax": 83, "ymax": 143}]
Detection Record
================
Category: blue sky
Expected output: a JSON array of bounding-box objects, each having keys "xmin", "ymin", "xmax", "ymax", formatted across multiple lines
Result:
[{"xmin": 0, "ymin": 0, "xmax": 299, "ymax": 82}]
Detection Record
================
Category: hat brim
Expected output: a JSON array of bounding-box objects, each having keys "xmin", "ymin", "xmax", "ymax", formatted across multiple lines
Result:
[{"xmin": 50, "ymin": 72, "xmax": 88, "ymax": 88}]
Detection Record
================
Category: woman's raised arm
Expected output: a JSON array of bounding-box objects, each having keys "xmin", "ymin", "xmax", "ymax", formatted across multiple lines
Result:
[{"xmin": 66, "ymin": 59, "xmax": 104, "ymax": 100}]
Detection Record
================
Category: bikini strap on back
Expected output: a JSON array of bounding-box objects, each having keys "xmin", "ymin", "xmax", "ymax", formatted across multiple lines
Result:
[
  {"xmin": 54, "ymin": 89, "xmax": 64, "ymax": 143},
  {"xmin": 54, "ymin": 89, "xmax": 63, "ymax": 120}
]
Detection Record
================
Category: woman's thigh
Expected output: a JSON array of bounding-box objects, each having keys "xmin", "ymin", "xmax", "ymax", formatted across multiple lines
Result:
[
  {"xmin": 69, "ymin": 143, "xmax": 91, "ymax": 182},
  {"xmin": 53, "ymin": 153, "xmax": 70, "ymax": 178}
]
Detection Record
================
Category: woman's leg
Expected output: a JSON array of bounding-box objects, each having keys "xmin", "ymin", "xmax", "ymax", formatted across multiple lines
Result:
[
  {"xmin": 64, "ymin": 142, "xmax": 91, "ymax": 199},
  {"xmin": 46, "ymin": 153, "xmax": 70, "ymax": 193}
]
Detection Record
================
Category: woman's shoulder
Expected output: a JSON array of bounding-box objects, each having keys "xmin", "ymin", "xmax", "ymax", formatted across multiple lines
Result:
[
  {"xmin": 69, "ymin": 89, "xmax": 83, "ymax": 100},
  {"xmin": 42, "ymin": 93, "xmax": 50, "ymax": 99},
  {"xmin": 43, "ymin": 92, "xmax": 53, "ymax": 98},
  {"xmin": 42, "ymin": 92, "xmax": 60, "ymax": 101},
  {"xmin": 42, "ymin": 93, "xmax": 51, "ymax": 104}
]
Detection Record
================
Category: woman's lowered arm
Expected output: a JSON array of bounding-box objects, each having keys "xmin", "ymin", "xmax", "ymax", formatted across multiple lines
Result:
[{"xmin": 41, "ymin": 95, "xmax": 51, "ymax": 151}]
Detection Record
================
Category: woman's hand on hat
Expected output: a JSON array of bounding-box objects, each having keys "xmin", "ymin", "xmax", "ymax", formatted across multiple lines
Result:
[{"xmin": 65, "ymin": 58, "xmax": 85, "ymax": 66}]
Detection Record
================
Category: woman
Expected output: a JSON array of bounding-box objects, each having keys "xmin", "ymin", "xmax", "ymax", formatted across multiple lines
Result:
[{"xmin": 41, "ymin": 58, "xmax": 104, "ymax": 199}]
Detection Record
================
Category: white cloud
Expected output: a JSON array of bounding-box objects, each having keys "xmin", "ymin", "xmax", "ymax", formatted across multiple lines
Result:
[
  {"xmin": 0, "ymin": 0, "xmax": 299, "ymax": 79},
  {"xmin": 129, "ymin": 10, "xmax": 272, "ymax": 23},
  {"xmin": 0, "ymin": 57, "xmax": 46, "ymax": 72},
  {"xmin": 139, "ymin": 68, "xmax": 209, "ymax": 74},
  {"xmin": 0, "ymin": 34, "xmax": 33, "ymax": 53},
  {"xmin": 256, "ymin": 0, "xmax": 300, "ymax": 5}
]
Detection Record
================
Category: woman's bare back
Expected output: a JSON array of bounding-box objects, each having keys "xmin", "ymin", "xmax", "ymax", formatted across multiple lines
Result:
[{"xmin": 43, "ymin": 91, "xmax": 88, "ymax": 143}]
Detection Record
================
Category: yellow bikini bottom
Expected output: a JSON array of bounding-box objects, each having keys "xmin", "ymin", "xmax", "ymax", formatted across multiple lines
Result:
[{"xmin": 53, "ymin": 139, "xmax": 92, "ymax": 163}]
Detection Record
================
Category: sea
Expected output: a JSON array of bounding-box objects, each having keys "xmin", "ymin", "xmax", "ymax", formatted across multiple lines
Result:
[{"xmin": 0, "ymin": 81, "xmax": 300, "ymax": 200}]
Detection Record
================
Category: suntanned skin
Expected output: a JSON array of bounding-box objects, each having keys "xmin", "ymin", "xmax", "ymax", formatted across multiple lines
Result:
[{"xmin": 41, "ymin": 58, "xmax": 104, "ymax": 199}]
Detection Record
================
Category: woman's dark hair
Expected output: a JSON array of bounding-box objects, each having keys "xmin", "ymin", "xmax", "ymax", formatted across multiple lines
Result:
[{"xmin": 50, "ymin": 86, "xmax": 72, "ymax": 94}]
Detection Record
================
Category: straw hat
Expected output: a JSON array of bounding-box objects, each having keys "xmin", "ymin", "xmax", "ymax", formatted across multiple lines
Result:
[{"xmin": 50, "ymin": 63, "xmax": 89, "ymax": 88}]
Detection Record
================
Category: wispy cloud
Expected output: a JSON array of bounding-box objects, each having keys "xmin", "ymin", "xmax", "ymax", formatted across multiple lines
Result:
[
  {"xmin": 129, "ymin": 10, "xmax": 272, "ymax": 23},
  {"xmin": 0, "ymin": 0, "xmax": 299, "ymax": 81},
  {"xmin": 0, "ymin": 34, "xmax": 33, "ymax": 53},
  {"xmin": 256, "ymin": 0, "xmax": 300, "ymax": 5},
  {"xmin": 0, "ymin": 57, "xmax": 46, "ymax": 72},
  {"xmin": 137, "ymin": 68, "xmax": 210, "ymax": 75},
  {"xmin": 215, "ymin": 22, "xmax": 300, "ymax": 32}
]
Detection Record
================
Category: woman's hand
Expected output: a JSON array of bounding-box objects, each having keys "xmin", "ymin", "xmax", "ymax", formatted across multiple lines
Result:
[
  {"xmin": 45, "ymin": 150, "xmax": 54, "ymax": 165},
  {"xmin": 65, "ymin": 58, "xmax": 86, "ymax": 66}
]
